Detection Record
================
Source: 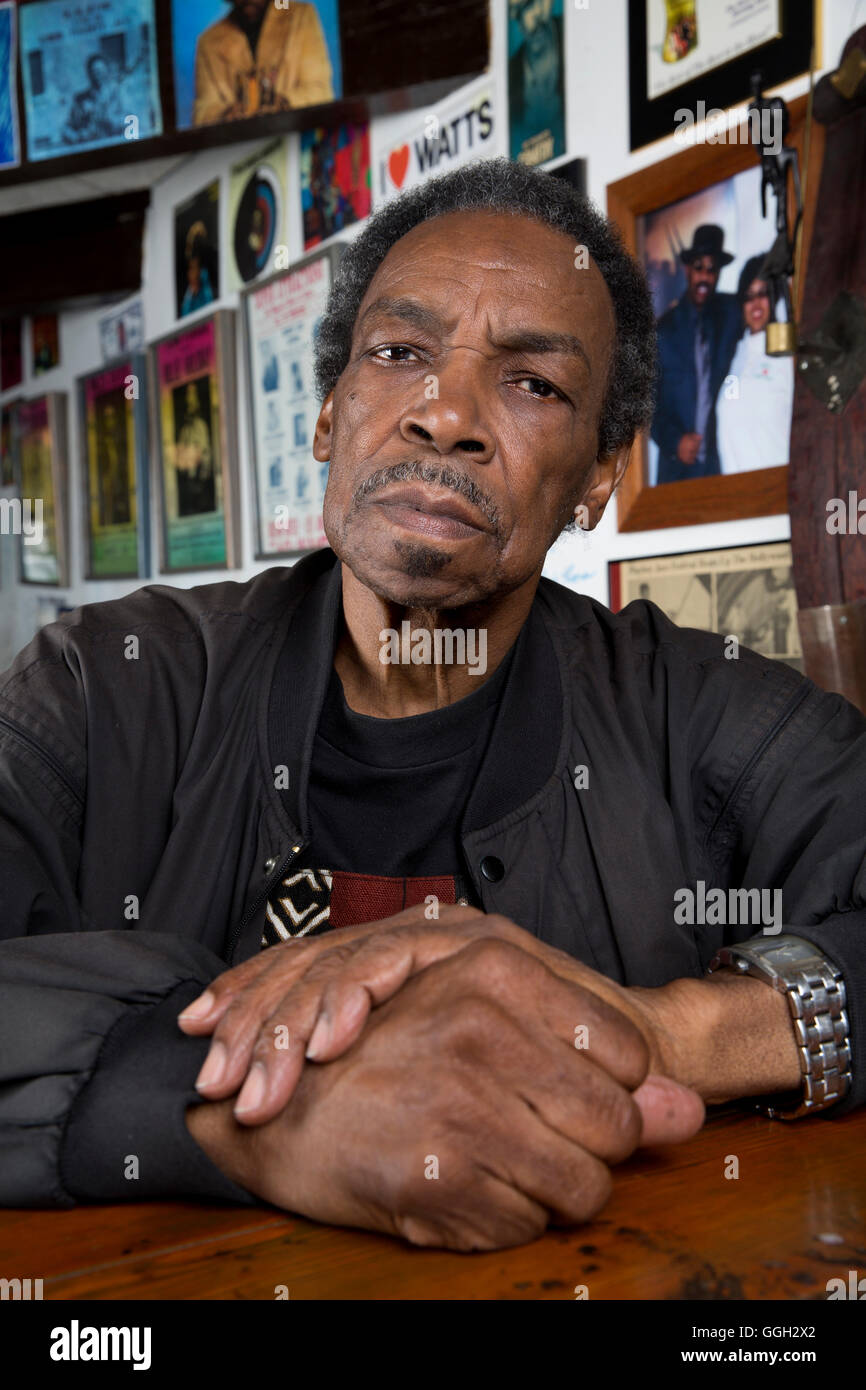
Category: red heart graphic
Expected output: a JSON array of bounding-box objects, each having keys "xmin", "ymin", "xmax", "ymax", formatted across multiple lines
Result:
[{"xmin": 388, "ymin": 144, "xmax": 410, "ymax": 188}]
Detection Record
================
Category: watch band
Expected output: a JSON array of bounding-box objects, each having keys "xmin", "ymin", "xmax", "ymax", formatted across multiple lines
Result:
[{"xmin": 707, "ymin": 934, "xmax": 852, "ymax": 1120}]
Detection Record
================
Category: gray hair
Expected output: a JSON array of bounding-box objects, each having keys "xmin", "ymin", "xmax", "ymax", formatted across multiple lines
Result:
[{"xmin": 314, "ymin": 157, "xmax": 657, "ymax": 504}]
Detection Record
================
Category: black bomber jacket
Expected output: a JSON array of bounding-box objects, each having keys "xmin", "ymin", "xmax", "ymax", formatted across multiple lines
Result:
[{"xmin": 0, "ymin": 545, "xmax": 864, "ymax": 1209}]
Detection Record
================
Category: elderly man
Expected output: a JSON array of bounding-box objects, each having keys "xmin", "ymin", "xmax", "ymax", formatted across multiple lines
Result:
[{"xmin": 0, "ymin": 161, "xmax": 863, "ymax": 1252}]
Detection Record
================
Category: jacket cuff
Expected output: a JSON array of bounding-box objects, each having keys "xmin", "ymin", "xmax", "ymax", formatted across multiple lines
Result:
[{"xmin": 60, "ymin": 979, "xmax": 259, "ymax": 1206}]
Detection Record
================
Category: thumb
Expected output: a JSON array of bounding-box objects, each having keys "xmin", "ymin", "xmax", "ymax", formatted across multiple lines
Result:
[{"xmin": 633, "ymin": 1073, "xmax": 705, "ymax": 1147}]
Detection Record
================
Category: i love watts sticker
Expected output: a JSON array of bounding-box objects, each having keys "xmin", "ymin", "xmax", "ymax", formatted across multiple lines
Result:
[{"xmin": 373, "ymin": 78, "xmax": 497, "ymax": 206}]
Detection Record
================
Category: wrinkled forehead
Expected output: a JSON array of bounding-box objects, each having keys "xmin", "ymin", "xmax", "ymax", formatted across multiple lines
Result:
[{"xmin": 355, "ymin": 209, "xmax": 616, "ymax": 355}]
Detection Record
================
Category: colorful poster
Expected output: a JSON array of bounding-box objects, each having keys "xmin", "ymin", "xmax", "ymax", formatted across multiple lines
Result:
[
  {"xmin": 245, "ymin": 251, "xmax": 335, "ymax": 555},
  {"xmin": 372, "ymin": 75, "xmax": 497, "ymax": 207},
  {"xmin": 19, "ymin": 0, "xmax": 162, "ymax": 163},
  {"xmin": 0, "ymin": 0, "xmax": 20, "ymax": 170},
  {"xmin": 82, "ymin": 363, "xmax": 142, "ymax": 577},
  {"xmin": 174, "ymin": 180, "xmax": 220, "ymax": 320},
  {"xmin": 32, "ymin": 314, "xmax": 60, "ymax": 375},
  {"xmin": 18, "ymin": 397, "xmax": 60, "ymax": 585},
  {"xmin": 646, "ymin": 0, "xmax": 780, "ymax": 101},
  {"xmin": 99, "ymin": 298, "xmax": 145, "ymax": 363},
  {"xmin": 0, "ymin": 317, "xmax": 22, "ymax": 391},
  {"xmin": 228, "ymin": 138, "xmax": 288, "ymax": 292},
  {"xmin": 171, "ymin": 0, "xmax": 341, "ymax": 130},
  {"xmin": 508, "ymin": 0, "xmax": 566, "ymax": 166},
  {"xmin": 300, "ymin": 121, "xmax": 369, "ymax": 250},
  {"xmin": 154, "ymin": 319, "xmax": 228, "ymax": 570}
]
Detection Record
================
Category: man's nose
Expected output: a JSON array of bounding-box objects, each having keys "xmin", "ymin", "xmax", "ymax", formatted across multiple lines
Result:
[{"xmin": 398, "ymin": 354, "xmax": 496, "ymax": 463}]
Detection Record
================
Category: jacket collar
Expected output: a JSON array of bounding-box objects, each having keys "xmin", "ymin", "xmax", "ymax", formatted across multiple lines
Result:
[{"xmin": 267, "ymin": 548, "xmax": 563, "ymax": 843}]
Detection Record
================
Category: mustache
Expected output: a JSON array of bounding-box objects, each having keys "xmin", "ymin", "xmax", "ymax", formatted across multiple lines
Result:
[{"xmin": 355, "ymin": 459, "xmax": 501, "ymax": 532}]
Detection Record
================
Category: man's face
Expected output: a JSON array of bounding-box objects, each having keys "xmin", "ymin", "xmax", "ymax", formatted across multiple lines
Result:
[
  {"xmin": 236, "ymin": 0, "xmax": 268, "ymax": 18},
  {"xmin": 90, "ymin": 58, "xmax": 108, "ymax": 90},
  {"xmin": 314, "ymin": 209, "xmax": 623, "ymax": 611},
  {"xmin": 685, "ymin": 255, "xmax": 720, "ymax": 307}
]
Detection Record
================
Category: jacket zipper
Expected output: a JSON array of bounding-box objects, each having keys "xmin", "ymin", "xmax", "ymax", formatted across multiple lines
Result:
[
  {"xmin": 707, "ymin": 681, "xmax": 812, "ymax": 845},
  {"xmin": 0, "ymin": 712, "xmax": 85, "ymax": 811},
  {"xmin": 228, "ymin": 837, "xmax": 309, "ymax": 962}
]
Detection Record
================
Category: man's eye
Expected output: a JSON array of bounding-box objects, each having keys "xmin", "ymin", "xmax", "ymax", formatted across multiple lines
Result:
[
  {"xmin": 515, "ymin": 376, "xmax": 559, "ymax": 399},
  {"xmin": 371, "ymin": 344, "xmax": 420, "ymax": 362}
]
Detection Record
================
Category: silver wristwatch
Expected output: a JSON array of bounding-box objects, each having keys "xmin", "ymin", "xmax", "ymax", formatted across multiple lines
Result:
[{"xmin": 707, "ymin": 934, "xmax": 852, "ymax": 1119}]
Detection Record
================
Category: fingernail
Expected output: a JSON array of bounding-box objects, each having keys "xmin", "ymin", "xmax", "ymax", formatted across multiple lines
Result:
[
  {"xmin": 306, "ymin": 1013, "xmax": 332, "ymax": 1060},
  {"xmin": 195, "ymin": 1041, "xmax": 226, "ymax": 1091},
  {"xmin": 234, "ymin": 1063, "xmax": 267, "ymax": 1115},
  {"xmin": 179, "ymin": 990, "xmax": 215, "ymax": 1022}
]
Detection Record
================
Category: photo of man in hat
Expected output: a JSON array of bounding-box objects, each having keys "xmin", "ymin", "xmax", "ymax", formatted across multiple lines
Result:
[{"xmin": 650, "ymin": 224, "xmax": 742, "ymax": 484}]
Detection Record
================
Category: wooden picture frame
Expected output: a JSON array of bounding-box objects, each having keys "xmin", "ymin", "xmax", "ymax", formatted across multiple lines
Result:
[
  {"xmin": 607, "ymin": 92, "xmax": 824, "ymax": 532},
  {"xmin": 148, "ymin": 309, "xmax": 240, "ymax": 573},
  {"xmin": 77, "ymin": 356, "xmax": 151, "ymax": 581},
  {"xmin": 14, "ymin": 392, "xmax": 70, "ymax": 587}
]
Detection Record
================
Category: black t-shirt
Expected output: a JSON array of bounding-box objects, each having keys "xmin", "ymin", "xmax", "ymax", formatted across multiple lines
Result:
[{"xmin": 308, "ymin": 643, "xmax": 516, "ymax": 878}]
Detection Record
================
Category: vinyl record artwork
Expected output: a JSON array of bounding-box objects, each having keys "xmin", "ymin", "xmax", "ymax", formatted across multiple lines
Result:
[{"xmin": 229, "ymin": 138, "xmax": 288, "ymax": 290}]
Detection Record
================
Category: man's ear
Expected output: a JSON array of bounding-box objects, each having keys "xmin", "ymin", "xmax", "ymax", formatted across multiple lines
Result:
[
  {"xmin": 581, "ymin": 441, "xmax": 634, "ymax": 529},
  {"xmin": 312, "ymin": 392, "xmax": 334, "ymax": 462}
]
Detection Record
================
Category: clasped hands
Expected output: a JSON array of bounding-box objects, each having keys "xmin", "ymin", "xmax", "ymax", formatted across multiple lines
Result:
[{"xmin": 178, "ymin": 903, "xmax": 704, "ymax": 1249}]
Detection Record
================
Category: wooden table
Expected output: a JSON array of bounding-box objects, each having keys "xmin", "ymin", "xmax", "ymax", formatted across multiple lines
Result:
[{"xmin": 4, "ymin": 1107, "xmax": 864, "ymax": 1301}]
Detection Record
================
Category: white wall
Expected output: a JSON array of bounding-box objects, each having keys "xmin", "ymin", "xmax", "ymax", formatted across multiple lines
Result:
[{"xmin": 1, "ymin": 0, "xmax": 861, "ymax": 669}]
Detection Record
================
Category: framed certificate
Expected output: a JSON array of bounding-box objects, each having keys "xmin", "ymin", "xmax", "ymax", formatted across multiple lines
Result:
[
  {"xmin": 15, "ymin": 394, "xmax": 69, "ymax": 587},
  {"xmin": 242, "ymin": 243, "xmax": 344, "ymax": 559},
  {"xmin": 628, "ymin": 0, "xmax": 817, "ymax": 152},
  {"xmin": 149, "ymin": 311, "xmax": 240, "ymax": 573},
  {"xmin": 78, "ymin": 358, "xmax": 150, "ymax": 580}
]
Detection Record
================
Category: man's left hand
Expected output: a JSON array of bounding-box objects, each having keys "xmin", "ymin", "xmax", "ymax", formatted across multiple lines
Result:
[{"xmin": 178, "ymin": 905, "xmax": 685, "ymax": 1125}]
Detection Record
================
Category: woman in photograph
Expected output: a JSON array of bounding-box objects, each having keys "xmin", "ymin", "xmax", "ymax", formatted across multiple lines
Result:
[{"xmin": 716, "ymin": 254, "xmax": 795, "ymax": 474}]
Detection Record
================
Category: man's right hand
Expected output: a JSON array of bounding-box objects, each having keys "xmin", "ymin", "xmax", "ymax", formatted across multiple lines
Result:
[
  {"xmin": 676, "ymin": 432, "xmax": 702, "ymax": 465},
  {"xmin": 187, "ymin": 939, "xmax": 703, "ymax": 1251}
]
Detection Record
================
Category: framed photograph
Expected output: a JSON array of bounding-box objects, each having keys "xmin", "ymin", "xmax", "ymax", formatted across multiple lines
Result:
[
  {"xmin": 628, "ymin": 0, "xmax": 817, "ymax": 152},
  {"xmin": 0, "ymin": 0, "xmax": 20, "ymax": 172},
  {"xmin": 508, "ymin": 0, "xmax": 566, "ymax": 166},
  {"xmin": 98, "ymin": 298, "xmax": 145, "ymax": 363},
  {"xmin": 78, "ymin": 358, "xmax": 150, "ymax": 580},
  {"xmin": 607, "ymin": 92, "xmax": 822, "ymax": 531},
  {"xmin": 149, "ymin": 312, "xmax": 240, "ymax": 574},
  {"xmin": 242, "ymin": 243, "xmax": 344, "ymax": 559},
  {"xmin": 609, "ymin": 540, "xmax": 803, "ymax": 673},
  {"xmin": 300, "ymin": 121, "xmax": 370, "ymax": 250},
  {"xmin": 14, "ymin": 394, "xmax": 69, "ymax": 587},
  {"xmin": 19, "ymin": 0, "xmax": 162, "ymax": 163},
  {"xmin": 174, "ymin": 179, "xmax": 220, "ymax": 321},
  {"xmin": 170, "ymin": 0, "xmax": 341, "ymax": 131}
]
